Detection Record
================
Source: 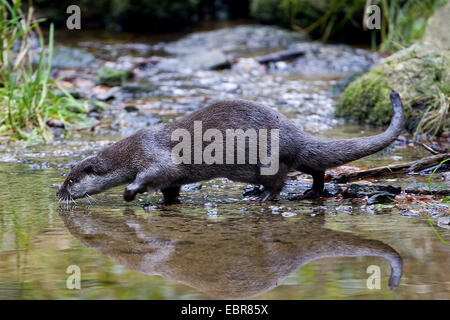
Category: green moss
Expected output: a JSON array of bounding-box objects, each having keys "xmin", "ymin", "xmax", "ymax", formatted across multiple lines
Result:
[
  {"xmin": 96, "ymin": 67, "xmax": 133, "ymax": 87},
  {"xmin": 336, "ymin": 43, "xmax": 449, "ymax": 136},
  {"xmin": 336, "ymin": 74, "xmax": 392, "ymax": 126}
]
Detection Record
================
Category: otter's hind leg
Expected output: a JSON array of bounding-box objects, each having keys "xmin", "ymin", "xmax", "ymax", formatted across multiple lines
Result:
[
  {"xmin": 161, "ymin": 185, "xmax": 181, "ymax": 204},
  {"xmin": 256, "ymin": 163, "xmax": 288, "ymax": 201},
  {"xmin": 299, "ymin": 167, "xmax": 325, "ymax": 199}
]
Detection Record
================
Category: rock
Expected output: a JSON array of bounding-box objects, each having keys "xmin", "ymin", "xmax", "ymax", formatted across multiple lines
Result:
[
  {"xmin": 52, "ymin": 46, "xmax": 96, "ymax": 69},
  {"xmin": 124, "ymin": 105, "xmax": 139, "ymax": 113},
  {"xmin": 425, "ymin": 205, "xmax": 449, "ymax": 218},
  {"xmin": 88, "ymin": 100, "xmax": 108, "ymax": 113},
  {"xmin": 29, "ymin": 162, "xmax": 50, "ymax": 170},
  {"xmin": 441, "ymin": 131, "xmax": 450, "ymax": 139},
  {"xmin": 181, "ymin": 183, "xmax": 202, "ymax": 192},
  {"xmin": 46, "ymin": 118, "xmax": 65, "ymax": 128},
  {"xmin": 401, "ymin": 210, "xmax": 420, "ymax": 217},
  {"xmin": 112, "ymin": 111, "xmax": 161, "ymax": 136},
  {"xmin": 367, "ymin": 192, "xmax": 396, "ymax": 205},
  {"xmin": 336, "ymin": 205, "xmax": 352, "ymax": 213},
  {"xmin": 286, "ymin": 43, "xmax": 377, "ymax": 77},
  {"xmin": 324, "ymin": 183, "xmax": 343, "ymax": 196},
  {"xmin": 417, "ymin": 161, "xmax": 450, "ymax": 175},
  {"xmin": 443, "ymin": 172, "xmax": 450, "ymax": 182},
  {"xmin": 437, "ymin": 216, "xmax": 450, "ymax": 229},
  {"xmin": 405, "ymin": 182, "xmax": 450, "ymax": 196},
  {"xmin": 96, "ymin": 66, "xmax": 133, "ymax": 87},
  {"xmin": 423, "ymin": 1, "xmax": 450, "ymax": 49},
  {"xmin": 336, "ymin": 43, "xmax": 450, "ymax": 135},
  {"xmin": 94, "ymin": 86, "xmax": 121, "ymax": 101},
  {"xmin": 183, "ymin": 50, "xmax": 230, "ymax": 70},
  {"xmin": 232, "ymin": 57, "xmax": 267, "ymax": 75},
  {"xmin": 163, "ymin": 25, "xmax": 306, "ymax": 56},
  {"xmin": 121, "ymin": 83, "xmax": 156, "ymax": 94},
  {"xmin": 345, "ymin": 183, "xmax": 401, "ymax": 198}
]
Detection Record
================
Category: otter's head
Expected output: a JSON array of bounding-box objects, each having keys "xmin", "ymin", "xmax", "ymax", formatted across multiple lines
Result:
[{"xmin": 57, "ymin": 156, "xmax": 111, "ymax": 201}]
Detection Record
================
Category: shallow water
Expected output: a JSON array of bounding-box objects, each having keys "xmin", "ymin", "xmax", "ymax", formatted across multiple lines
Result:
[{"xmin": 0, "ymin": 149, "xmax": 449, "ymax": 299}]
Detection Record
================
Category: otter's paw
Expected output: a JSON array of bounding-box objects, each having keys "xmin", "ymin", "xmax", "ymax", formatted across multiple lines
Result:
[
  {"xmin": 256, "ymin": 190, "xmax": 279, "ymax": 202},
  {"xmin": 123, "ymin": 188, "xmax": 137, "ymax": 202},
  {"xmin": 163, "ymin": 197, "xmax": 181, "ymax": 205},
  {"xmin": 303, "ymin": 189, "xmax": 324, "ymax": 199}
]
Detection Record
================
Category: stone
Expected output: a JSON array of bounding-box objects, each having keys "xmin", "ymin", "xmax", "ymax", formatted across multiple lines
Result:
[
  {"xmin": 183, "ymin": 50, "xmax": 230, "ymax": 70},
  {"xmin": 336, "ymin": 43, "xmax": 449, "ymax": 135},
  {"xmin": 345, "ymin": 184, "xmax": 401, "ymax": 198},
  {"xmin": 367, "ymin": 192, "xmax": 396, "ymax": 205},
  {"xmin": 96, "ymin": 66, "xmax": 133, "ymax": 87},
  {"xmin": 52, "ymin": 46, "xmax": 95, "ymax": 69},
  {"xmin": 423, "ymin": 1, "xmax": 450, "ymax": 49},
  {"xmin": 437, "ymin": 216, "xmax": 450, "ymax": 229}
]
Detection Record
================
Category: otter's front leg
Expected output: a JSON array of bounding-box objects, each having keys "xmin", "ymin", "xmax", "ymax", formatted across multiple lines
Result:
[
  {"xmin": 124, "ymin": 181, "xmax": 148, "ymax": 202},
  {"xmin": 161, "ymin": 185, "xmax": 181, "ymax": 204},
  {"xmin": 123, "ymin": 169, "xmax": 166, "ymax": 202}
]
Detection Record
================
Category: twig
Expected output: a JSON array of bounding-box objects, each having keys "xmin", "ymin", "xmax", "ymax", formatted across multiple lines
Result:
[
  {"xmin": 331, "ymin": 153, "xmax": 450, "ymax": 183},
  {"xmin": 414, "ymin": 141, "xmax": 446, "ymax": 155},
  {"xmin": 257, "ymin": 48, "xmax": 305, "ymax": 65}
]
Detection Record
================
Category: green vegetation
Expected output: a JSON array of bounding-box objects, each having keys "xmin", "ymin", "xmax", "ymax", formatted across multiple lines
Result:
[
  {"xmin": 251, "ymin": 0, "xmax": 446, "ymax": 50},
  {"xmin": 336, "ymin": 43, "xmax": 449, "ymax": 136},
  {"xmin": 96, "ymin": 67, "xmax": 133, "ymax": 87},
  {"xmin": 428, "ymin": 159, "xmax": 449, "ymax": 190},
  {"xmin": 35, "ymin": 0, "xmax": 220, "ymax": 32},
  {"xmin": 0, "ymin": 0, "xmax": 89, "ymax": 142}
]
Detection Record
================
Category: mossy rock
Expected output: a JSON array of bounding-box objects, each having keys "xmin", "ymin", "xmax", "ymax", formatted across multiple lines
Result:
[
  {"xmin": 336, "ymin": 43, "xmax": 449, "ymax": 135},
  {"xmin": 96, "ymin": 67, "xmax": 133, "ymax": 87}
]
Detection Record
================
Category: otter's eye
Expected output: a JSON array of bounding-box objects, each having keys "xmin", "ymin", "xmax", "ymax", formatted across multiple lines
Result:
[{"xmin": 68, "ymin": 179, "xmax": 74, "ymax": 185}]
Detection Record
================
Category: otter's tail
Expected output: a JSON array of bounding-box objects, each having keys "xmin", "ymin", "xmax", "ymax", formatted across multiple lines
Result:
[{"xmin": 303, "ymin": 90, "xmax": 404, "ymax": 169}]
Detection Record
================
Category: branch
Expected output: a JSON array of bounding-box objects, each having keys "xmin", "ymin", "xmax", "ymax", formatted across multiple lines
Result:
[
  {"xmin": 331, "ymin": 153, "xmax": 450, "ymax": 183},
  {"xmin": 257, "ymin": 48, "xmax": 305, "ymax": 65}
]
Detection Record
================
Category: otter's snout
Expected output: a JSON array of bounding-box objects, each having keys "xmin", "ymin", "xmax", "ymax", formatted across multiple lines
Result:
[{"xmin": 56, "ymin": 185, "xmax": 71, "ymax": 201}]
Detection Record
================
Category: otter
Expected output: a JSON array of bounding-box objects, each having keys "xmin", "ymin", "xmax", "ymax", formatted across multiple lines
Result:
[{"xmin": 57, "ymin": 90, "xmax": 404, "ymax": 203}]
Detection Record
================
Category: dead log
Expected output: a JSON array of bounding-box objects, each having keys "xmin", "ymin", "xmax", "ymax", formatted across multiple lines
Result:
[
  {"xmin": 257, "ymin": 48, "xmax": 305, "ymax": 65},
  {"xmin": 331, "ymin": 153, "xmax": 450, "ymax": 183}
]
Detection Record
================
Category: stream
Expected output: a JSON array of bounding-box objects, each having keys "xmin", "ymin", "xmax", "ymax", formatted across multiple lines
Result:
[{"xmin": 0, "ymin": 24, "xmax": 449, "ymax": 299}]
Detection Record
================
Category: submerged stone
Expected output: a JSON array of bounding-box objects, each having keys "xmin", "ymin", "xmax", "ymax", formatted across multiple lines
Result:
[
  {"xmin": 437, "ymin": 216, "xmax": 450, "ymax": 229},
  {"xmin": 96, "ymin": 66, "xmax": 133, "ymax": 87},
  {"xmin": 345, "ymin": 184, "xmax": 401, "ymax": 198},
  {"xmin": 52, "ymin": 46, "xmax": 96, "ymax": 69},
  {"xmin": 367, "ymin": 192, "xmax": 396, "ymax": 205}
]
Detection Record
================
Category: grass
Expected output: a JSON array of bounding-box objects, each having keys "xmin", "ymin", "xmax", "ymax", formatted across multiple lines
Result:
[
  {"xmin": 278, "ymin": 0, "xmax": 446, "ymax": 51},
  {"xmin": 414, "ymin": 59, "xmax": 450, "ymax": 137},
  {"xmin": 0, "ymin": 0, "xmax": 89, "ymax": 143},
  {"xmin": 378, "ymin": 0, "xmax": 445, "ymax": 52}
]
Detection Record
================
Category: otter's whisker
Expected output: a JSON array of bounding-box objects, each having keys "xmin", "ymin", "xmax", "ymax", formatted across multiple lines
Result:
[
  {"xmin": 70, "ymin": 195, "xmax": 77, "ymax": 206},
  {"xmin": 86, "ymin": 193, "xmax": 98, "ymax": 203}
]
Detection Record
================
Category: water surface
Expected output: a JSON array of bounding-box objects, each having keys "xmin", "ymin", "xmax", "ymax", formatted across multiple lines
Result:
[{"xmin": 0, "ymin": 155, "xmax": 449, "ymax": 299}]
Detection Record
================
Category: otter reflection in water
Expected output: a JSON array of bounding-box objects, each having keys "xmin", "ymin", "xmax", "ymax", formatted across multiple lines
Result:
[{"xmin": 59, "ymin": 207, "xmax": 403, "ymax": 299}]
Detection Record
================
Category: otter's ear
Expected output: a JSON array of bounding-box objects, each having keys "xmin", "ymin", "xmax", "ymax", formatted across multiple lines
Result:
[
  {"xmin": 85, "ymin": 161, "xmax": 107, "ymax": 175},
  {"xmin": 84, "ymin": 165, "xmax": 95, "ymax": 174}
]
